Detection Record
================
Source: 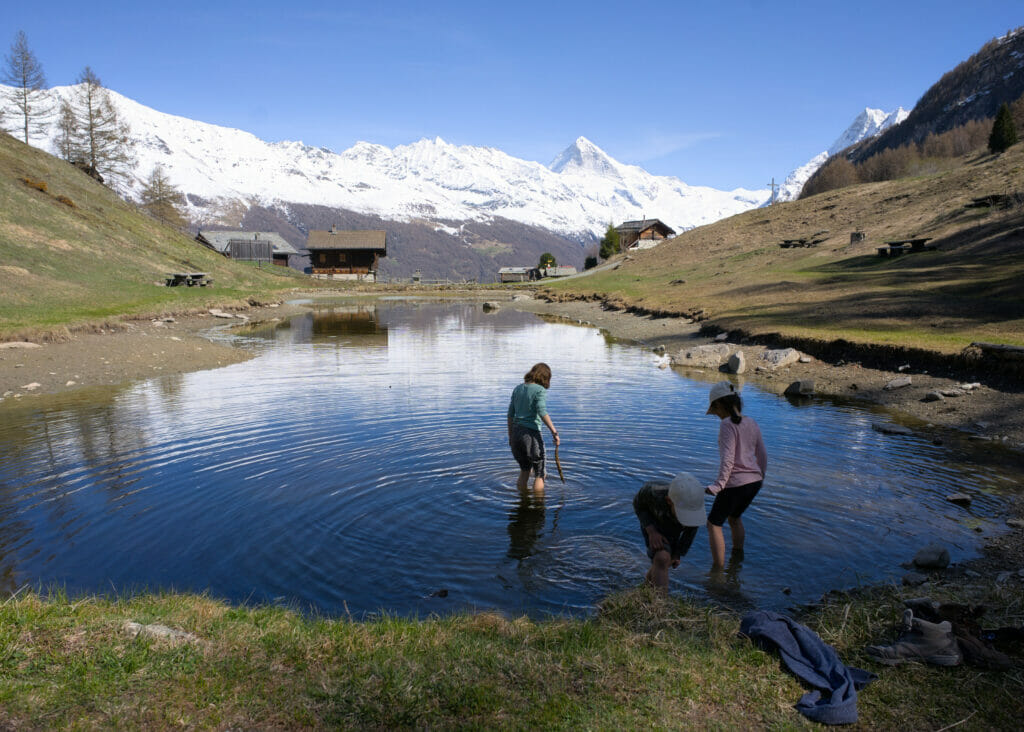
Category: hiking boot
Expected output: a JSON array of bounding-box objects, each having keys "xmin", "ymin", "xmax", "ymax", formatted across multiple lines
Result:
[{"xmin": 865, "ymin": 609, "xmax": 962, "ymax": 666}]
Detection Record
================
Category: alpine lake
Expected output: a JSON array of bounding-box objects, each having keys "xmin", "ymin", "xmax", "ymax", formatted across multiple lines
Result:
[{"xmin": 1, "ymin": 298, "xmax": 1020, "ymax": 618}]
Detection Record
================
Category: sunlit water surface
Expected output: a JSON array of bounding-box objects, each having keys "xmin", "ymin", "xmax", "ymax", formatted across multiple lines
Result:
[{"xmin": 1, "ymin": 301, "xmax": 1020, "ymax": 617}]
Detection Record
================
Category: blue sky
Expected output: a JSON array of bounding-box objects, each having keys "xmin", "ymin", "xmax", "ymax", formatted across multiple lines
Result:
[{"xmin": 4, "ymin": 1, "xmax": 1022, "ymax": 190}]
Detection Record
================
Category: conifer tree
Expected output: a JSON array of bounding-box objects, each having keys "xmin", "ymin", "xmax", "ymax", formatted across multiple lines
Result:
[
  {"xmin": 988, "ymin": 102, "xmax": 1018, "ymax": 153},
  {"xmin": 598, "ymin": 222, "xmax": 620, "ymax": 259},
  {"xmin": 69, "ymin": 66, "xmax": 135, "ymax": 187},
  {"xmin": 54, "ymin": 99, "xmax": 78, "ymax": 162},
  {"xmin": 2, "ymin": 31, "xmax": 50, "ymax": 144},
  {"xmin": 139, "ymin": 165, "xmax": 187, "ymax": 228}
]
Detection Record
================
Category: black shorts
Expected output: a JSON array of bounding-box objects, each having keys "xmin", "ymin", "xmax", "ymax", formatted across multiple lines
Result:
[
  {"xmin": 510, "ymin": 424, "xmax": 546, "ymax": 477},
  {"xmin": 707, "ymin": 480, "xmax": 762, "ymax": 527},
  {"xmin": 640, "ymin": 524, "xmax": 698, "ymax": 560}
]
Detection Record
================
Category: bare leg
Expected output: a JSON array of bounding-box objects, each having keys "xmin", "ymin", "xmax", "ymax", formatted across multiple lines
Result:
[
  {"xmin": 533, "ymin": 474, "xmax": 545, "ymax": 493},
  {"xmin": 517, "ymin": 469, "xmax": 531, "ymax": 492},
  {"xmin": 728, "ymin": 515, "xmax": 745, "ymax": 558},
  {"xmin": 647, "ymin": 550, "xmax": 672, "ymax": 593},
  {"xmin": 708, "ymin": 521, "xmax": 726, "ymax": 570}
]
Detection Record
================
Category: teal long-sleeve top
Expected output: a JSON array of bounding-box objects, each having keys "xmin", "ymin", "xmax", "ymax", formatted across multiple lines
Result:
[{"xmin": 507, "ymin": 382, "xmax": 548, "ymax": 431}]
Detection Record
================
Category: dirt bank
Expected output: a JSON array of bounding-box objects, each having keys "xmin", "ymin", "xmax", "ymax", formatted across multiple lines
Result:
[{"xmin": 511, "ymin": 295, "xmax": 1024, "ymax": 450}]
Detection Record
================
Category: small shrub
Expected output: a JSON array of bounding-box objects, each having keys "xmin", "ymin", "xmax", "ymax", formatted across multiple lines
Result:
[
  {"xmin": 20, "ymin": 177, "xmax": 47, "ymax": 193},
  {"xmin": 56, "ymin": 195, "xmax": 77, "ymax": 208}
]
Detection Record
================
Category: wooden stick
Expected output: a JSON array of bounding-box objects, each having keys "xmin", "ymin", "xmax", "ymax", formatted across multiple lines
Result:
[{"xmin": 554, "ymin": 443, "xmax": 565, "ymax": 483}]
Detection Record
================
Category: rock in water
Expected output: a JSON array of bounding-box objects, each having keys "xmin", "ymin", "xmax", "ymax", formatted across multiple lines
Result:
[{"xmin": 913, "ymin": 544, "xmax": 950, "ymax": 569}]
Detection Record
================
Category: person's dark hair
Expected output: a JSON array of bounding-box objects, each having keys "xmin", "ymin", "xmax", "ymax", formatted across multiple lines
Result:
[
  {"xmin": 524, "ymin": 362, "xmax": 551, "ymax": 389},
  {"xmin": 715, "ymin": 393, "xmax": 743, "ymax": 424}
]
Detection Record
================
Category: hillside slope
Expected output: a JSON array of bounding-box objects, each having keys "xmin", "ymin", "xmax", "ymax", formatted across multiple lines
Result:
[
  {"xmin": 0, "ymin": 132, "xmax": 304, "ymax": 338},
  {"xmin": 541, "ymin": 145, "xmax": 1024, "ymax": 355},
  {"xmin": 854, "ymin": 28, "xmax": 1024, "ymax": 160}
]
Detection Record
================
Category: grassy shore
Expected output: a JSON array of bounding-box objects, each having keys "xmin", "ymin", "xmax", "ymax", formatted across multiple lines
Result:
[{"xmin": 1, "ymin": 581, "xmax": 1021, "ymax": 729}]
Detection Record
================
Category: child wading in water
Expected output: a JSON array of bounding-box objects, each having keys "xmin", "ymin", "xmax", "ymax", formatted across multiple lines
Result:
[
  {"xmin": 507, "ymin": 363, "xmax": 560, "ymax": 492},
  {"xmin": 705, "ymin": 381, "xmax": 767, "ymax": 570},
  {"xmin": 633, "ymin": 472, "xmax": 705, "ymax": 594}
]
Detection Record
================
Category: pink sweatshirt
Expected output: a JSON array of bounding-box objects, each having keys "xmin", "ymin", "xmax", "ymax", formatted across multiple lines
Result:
[{"xmin": 708, "ymin": 416, "xmax": 767, "ymax": 495}]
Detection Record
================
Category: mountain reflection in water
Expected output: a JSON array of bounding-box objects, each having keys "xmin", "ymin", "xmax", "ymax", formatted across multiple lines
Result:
[{"xmin": 0, "ymin": 300, "xmax": 1020, "ymax": 618}]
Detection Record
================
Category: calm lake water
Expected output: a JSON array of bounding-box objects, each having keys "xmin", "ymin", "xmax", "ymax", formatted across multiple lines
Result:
[{"xmin": 1, "ymin": 300, "xmax": 1020, "ymax": 618}]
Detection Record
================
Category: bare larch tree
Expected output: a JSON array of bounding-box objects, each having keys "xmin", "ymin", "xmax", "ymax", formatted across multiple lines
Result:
[
  {"xmin": 2, "ymin": 31, "xmax": 50, "ymax": 144},
  {"xmin": 139, "ymin": 164, "xmax": 188, "ymax": 228},
  {"xmin": 70, "ymin": 66, "xmax": 135, "ymax": 187}
]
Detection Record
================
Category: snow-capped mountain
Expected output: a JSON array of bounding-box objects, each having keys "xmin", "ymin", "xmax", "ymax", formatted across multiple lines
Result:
[
  {"xmin": 776, "ymin": 107, "xmax": 909, "ymax": 201},
  {"xmin": 7, "ymin": 84, "xmax": 770, "ymax": 239}
]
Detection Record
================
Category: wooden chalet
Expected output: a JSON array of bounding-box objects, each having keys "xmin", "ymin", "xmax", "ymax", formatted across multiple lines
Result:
[
  {"xmin": 306, "ymin": 226, "xmax": 387, "ymax": 281},
  {"xmin": 196, "ymin": 230, "xmax": 298, "ymax": 267},
  {"xmin": 615, "ymin": 219, "xmax": 676, "ymax": 250}
]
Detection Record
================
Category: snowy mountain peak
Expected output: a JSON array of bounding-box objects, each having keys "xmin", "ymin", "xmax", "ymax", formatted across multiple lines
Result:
[
  {"xmin": 549, "ymin": 136, "xmax": 619, "ymax": 176},
  {"xmin": 828, "ymin": 107, "xmax": 909, "ymax": 156},
  {"xmin": 776, "ymin": 105, "xmax": 908, "ymax": 201},
  {"xmin": 6, "ymin": 82, "xmax": 775, "ymax": 238}
]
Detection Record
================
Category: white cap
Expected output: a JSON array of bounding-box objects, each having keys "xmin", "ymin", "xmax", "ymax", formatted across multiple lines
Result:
[
  {"xmin": 667, "ymin": 472, "xmax": 706, "ymax": 526},
  {"xmin": 707, "ymin": 381, "xmax": 738, "ymax": 413}
]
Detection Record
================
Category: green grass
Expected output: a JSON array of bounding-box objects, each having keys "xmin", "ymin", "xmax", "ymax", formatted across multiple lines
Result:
[
  {"xmin": 0, "ymin": 132, "xmax": 307, "ymax": 339},
  {"xmin": 1, "ymin": 583, "xmax": 1021, "ymax": 730}
]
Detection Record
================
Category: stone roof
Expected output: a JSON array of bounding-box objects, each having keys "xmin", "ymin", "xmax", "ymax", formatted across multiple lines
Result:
[{"xmin": 196, "ymin": 230, "xmax": 298, "ymax": 255}]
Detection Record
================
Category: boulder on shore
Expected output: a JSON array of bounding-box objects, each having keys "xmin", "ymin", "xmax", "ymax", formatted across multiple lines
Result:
[
  {"xmin": 884, "ymin": 375, "xmax": 913, "ymax": 390},
  {"xmin": 671, "ymin": 343, "xmax": 730, "ymax": 369},
  {"xmin": 724, "ymin": 351, "xmax": 746, "ymax": 374},
  {"xmin": 784, "ymin": 379, "xmax": 815, "ymax": 397},
  {"xmin": 758, "ymin": 348, "xmax": 801, "ymax": 370}
]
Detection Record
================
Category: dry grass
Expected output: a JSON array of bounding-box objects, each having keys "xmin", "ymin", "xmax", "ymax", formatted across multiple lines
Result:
[{"xmin": 545, "ymin": 147, "xmax": 1024, "ymax": 354}]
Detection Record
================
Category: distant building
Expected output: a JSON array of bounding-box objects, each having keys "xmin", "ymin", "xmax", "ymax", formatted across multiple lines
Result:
[
  {"xmin": 615, "ymin": 219, "xmax": 676, "ymax": 250},
  {"xmin": 306, "ymin": 226, "xmax": 387, "ymax": 281},
  {"xmin": 196, "ymin": 230, "xmax": 298, "ymax": 267},
  {"xmin": 542, "ymin": 265, "xmax": 577, "ymax": 278},
  {"xmin": 498, "ymin": 266, "xmax": 541, "ymax": 283}
]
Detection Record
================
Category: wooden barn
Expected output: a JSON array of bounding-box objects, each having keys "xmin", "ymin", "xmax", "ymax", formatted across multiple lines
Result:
[
  {"xmin": 306, "ymin": 227, "xmax": 387, "ymax": 281},
  {"xmin": 196, "ymin": 230, "xmax": 298, "ymax": 267},
  {"xmin": 615, "ymin": 219, "xmax": 676, "ymax": 250},
  {"xmin": 498, "ymin": 266, "xmax": 541, "ymax": 283}
]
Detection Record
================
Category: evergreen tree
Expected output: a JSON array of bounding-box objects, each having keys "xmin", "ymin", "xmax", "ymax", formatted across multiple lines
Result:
[
  {"xmin": 2, "ymin": 31, "xmax": 50, "ymax": 144},
  {"xmin": 70, "ymin": 66, "xmax": 136, "ymax": 187},
  {"xmin": 538, "ymin": 252, "xmax": 556, "ymax": 268},
  {"xmin": 988, "ymin": 102, "xmax": 1018, "ymax": 154},
  {"xmin": 598, "ymin": 223, "xmax": 620, "ymax": 259},
  {"xmin": 139, "ymin": 165, "xmax": 187, "ymax": 228},
  {"xmin": 584, "ymin": 255, "xmax": 598, "ymax": 270}
]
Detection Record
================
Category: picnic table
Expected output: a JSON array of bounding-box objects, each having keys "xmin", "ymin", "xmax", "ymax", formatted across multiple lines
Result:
[
  {"xmin": 779, "ymin": 230, "xmax": 830, "ymax": 248},
  {"xmin": 165, "ymin": 272, "xmax": 212, "ymax": 287},
  {"xmin": 877, "ymin": 238, "xmax": 933, "ymax": 257}
]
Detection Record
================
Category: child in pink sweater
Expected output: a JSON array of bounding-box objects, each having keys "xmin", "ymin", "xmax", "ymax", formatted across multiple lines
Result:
[{"xmin": 705, "ymin": 381, "xmax": 767, "ymax": 569}]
